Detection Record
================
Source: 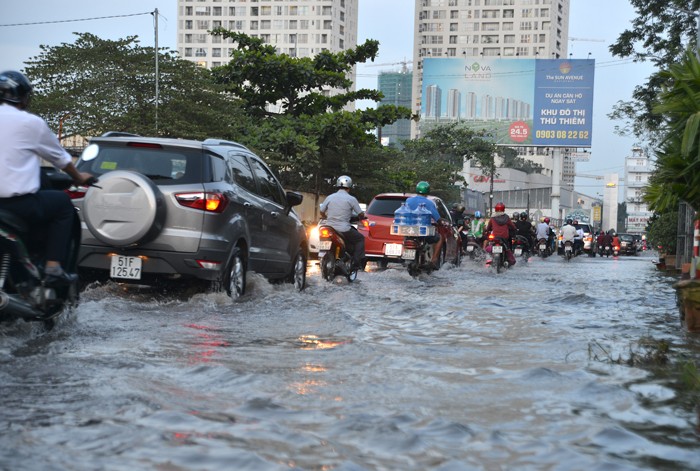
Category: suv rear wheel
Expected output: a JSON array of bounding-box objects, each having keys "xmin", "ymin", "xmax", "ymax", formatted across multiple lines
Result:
[
  {"xmin": 288, "ymin": 249, "xmax": 307, "ymax": 291},
  {"xmin": 223, "ymin": 247, "xmax": 246, "ymax": 299}
]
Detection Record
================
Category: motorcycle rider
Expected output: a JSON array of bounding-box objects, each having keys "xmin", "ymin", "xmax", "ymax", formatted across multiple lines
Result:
[
  {"xmin": 535, "ymin": 217, "xmax": 551, "ymax": 254},
  {"xmin": 515, "ymin": 211, "xmax": 535, "ymax": 249},
  {"xmin": 469, "ymin": 210, "xmax": 486, "ymax": 247},
  {"xmin": 450, "ymin": 203, "xmax": 465, "ymax": 226},
  {"xmin": 573, "ymin": 220, "xmax": 585, "ymax": 255},
  {"xmin": 560, "ymin": 219, "xmax": 577, "ymax": 255},
  {"xmin": 0, "ymin": 70, "xmax": 93, "ymax": 285},
  {"xmin": 319, "ymin": 175, "xmax": 366, "ymax": 270},
  {"xmin": 405, "ymin": 181, "xmax": 445, "ymax": 269},
  {"xmin": 485, "ymin": 202, "xmax": 517, "ymax": 252}
]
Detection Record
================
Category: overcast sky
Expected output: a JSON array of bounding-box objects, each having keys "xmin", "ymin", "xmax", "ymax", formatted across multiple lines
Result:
[{"xmin": 0, "ymin": 0, "xmax": 656, "ymax": 198}]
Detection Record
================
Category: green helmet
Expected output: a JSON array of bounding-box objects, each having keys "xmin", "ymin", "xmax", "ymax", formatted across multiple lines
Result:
[{"xmin": 416, "ymin": 181, "xmax": 430, "ymax": 195}]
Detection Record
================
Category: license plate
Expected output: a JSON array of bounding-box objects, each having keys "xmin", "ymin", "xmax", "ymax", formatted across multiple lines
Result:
[
  {"xmin": 110, "ymin": 255, "xmax": 142, "ymax": 280},
  {"xmin": 539, "ymin": 244, "xmax": 546, "ymax": 250},
  {"xmin": 514, "ymin": 248, "xmax": 522, "ymax": 256},
  {"xmin": 492, "ymin": 245, "xmax": 503, "ymax": 254},
  {"xmin": 466, "ymin": 245, "xmax": 474, "ymax": 252},
  {"xmin": 384, "ymin": 243, "xmax": 403, "ymax": 256},
  {"xmin": 319, "ymin": 240, "xmax": 332, "ymax": 251},
  {"xmin": 606, "ymin": 246, "xmax": 611, "ymax": 250},
  {"xmin": 565, "ymin": 245, "xmax": 572, "ymax": 251},
  {"xmin": 402, "ymin": 249, "xmax": 416, "ymax": 260}
]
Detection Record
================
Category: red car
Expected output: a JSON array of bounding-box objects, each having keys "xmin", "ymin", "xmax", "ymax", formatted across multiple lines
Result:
[{"xmin": 357, "ymin": 193, "xmax": 461, "ymax": 268}]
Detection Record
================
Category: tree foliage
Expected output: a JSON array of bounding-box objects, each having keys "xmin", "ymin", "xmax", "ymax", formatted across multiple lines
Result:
[
  {"xmin": 609, "ymin": 0, "xmax": 700, "ymax": 144},
  {"xmin": 24, "ymin": 33, "xmax": 244, "ymax": 140},
  {"xmin": 646, "ymin": 211, "xmax": 679, "ymax": 254},
  {"xmin": 400, "ymin": 123, "xmax": 498, "ymax": 202},
  {"xmin": 645, "ymin": 49, "xmax": 700, "ymax": 213}
]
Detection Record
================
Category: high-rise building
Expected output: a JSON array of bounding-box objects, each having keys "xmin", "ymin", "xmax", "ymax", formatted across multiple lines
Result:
[
  {"xmin": 378, "ymin": 70, "xmax": 413, "ymax": 147},
  {"xmin": 624, "ymin": 146, "xmax": 653, "ymax": 235},
  {"xmin": 177, "ymin": 0, "xmax": 358, "ymax": 68},
  {"xmin": 412, "ymin": 0, "xmax": 575, "ymax": 210}
]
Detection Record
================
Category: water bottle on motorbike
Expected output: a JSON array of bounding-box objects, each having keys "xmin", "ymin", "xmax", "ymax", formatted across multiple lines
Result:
[
  {"xmin": 393, "ymin": 203, "xmax": 411, "ymax": 226},
  {"xmin": 415, "ymin": 203, "xmax": 432, "ymax": 227}
]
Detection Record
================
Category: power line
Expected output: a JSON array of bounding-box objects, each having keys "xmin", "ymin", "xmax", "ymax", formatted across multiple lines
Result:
[{"xmin": 0, "ymin": 12, "xmax": 152, "ymax": 28}]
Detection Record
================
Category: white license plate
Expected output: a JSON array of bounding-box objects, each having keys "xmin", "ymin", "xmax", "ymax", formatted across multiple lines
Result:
[
  {"xmin": 492, "ymin": 245, "xmax": 503, "ymax": 254},
  {"xmin": 565, "ymin": 245, "xmax": 572, "ymax": 251},
  {"xmin": 606, "ymin": 246, "xmax": 611, "ymax": 250},
  {"xmin": 110, "ymin": 255, "xmax": 142, "ymax": 280},
  {"xmin": 384, "ymin": 243, "xmax": 403, "ymax": 256},
  {"xmin": 319, "ymin": 240, "xmax": 332, "ymax": 251},
  {"xmin": 514, "ymin": 248, "xmax": 522, "ymax": 256},
  {"xmin": 402, "ymin": 249, "xmax": 416, "ymax": 260},
  {"xmin": 539, "ymin": 244, "xmax": 546, "ymax": 250},
  {"xmin": 466, "ymin": 245, "xmax": 474, "ymax": 252}
]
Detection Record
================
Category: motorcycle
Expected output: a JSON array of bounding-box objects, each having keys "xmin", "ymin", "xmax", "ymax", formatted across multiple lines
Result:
[
  {"xmin": 486, "ymin": 234, "xmax": 511, "ymax": 273},
  {"xmin": 563, "ymin": 240, "xmax": 574, "ymax": 261},
  {"xmin": 536, "ymin": 238, "xmax": 551, "ymax": 258},
  {"xmin": 318, "ymin": 224, "xmax": 359, "ymax": 282},
  {"xmin": 402, "ymin": 234, "xmax": 442, "ymax": 277},
  {"xmin": 463, "ymin": 234, "xmax": 485, "ymax": 261},
  {"xmin": 0, "ymin": 169, "xmax": 90, "ymax": 329},
  {"xmin": 613, "ymin": 244, "xmax": 620, "ymax": 257},
  {"xmin": 512, "ymin": 235, "xmax": 531, "ymax": 262}
]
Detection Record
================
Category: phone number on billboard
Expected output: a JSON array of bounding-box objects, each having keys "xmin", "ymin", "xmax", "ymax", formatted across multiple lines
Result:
[{"xmin": 535, "ymin": 130, "xmax": 589, "ymax": 139}]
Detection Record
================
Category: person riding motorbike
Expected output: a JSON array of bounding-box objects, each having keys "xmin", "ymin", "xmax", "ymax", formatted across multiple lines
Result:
[
  {"xmin": 560, "ymin": 219, "xmax": 577, "ymax": 255},
  {"xmin": 515, "ymin": 211, "xmax": 535, "ymax": 249},
  {"xmin": 450, "ymin": 203, "xmax": 465, "ymax": 226},
  {"xmin": 535, "ymin": 217, "xmax": 551, "ymax": 254},
  {"xmin": 319, "ymin": 175, "xmax": 366, "ymax": 270},
  {"xmin": 0, "ymin": 70, "xmax": 93, "ymax": 285},
  {"xmin": 405, "ymin": 181, "xmax": 444, "ymax": 269},
  {"xmin": 469, "ymin": 210, "xmax": 486, "ymax": 247},
  {"xmin": 485, "ymin": 202, "xmax": 517, "ymax": 253},
  {"xmin": 573, "ymin": 220, "xmax": 585, "ymax": 254}
]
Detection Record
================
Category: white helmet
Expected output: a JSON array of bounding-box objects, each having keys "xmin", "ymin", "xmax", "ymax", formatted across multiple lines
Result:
[{"xmin": 336, "ymin": 175, "xmax": 353, "ymax": 188}]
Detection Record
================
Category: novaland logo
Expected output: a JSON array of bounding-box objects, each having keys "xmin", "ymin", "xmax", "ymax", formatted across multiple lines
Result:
[{"xmin": 470, "ymin": 62, "xmax": 481, "ymax": 72}]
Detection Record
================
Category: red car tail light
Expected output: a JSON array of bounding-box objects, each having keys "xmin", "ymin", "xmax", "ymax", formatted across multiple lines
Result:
[
  {"xmin": 65, "ymin": 185, "xmax": 89, "ymax": 199},
  {"xmin": 175, "ymin": 192, "xmax": 228, "ymax": 213}
]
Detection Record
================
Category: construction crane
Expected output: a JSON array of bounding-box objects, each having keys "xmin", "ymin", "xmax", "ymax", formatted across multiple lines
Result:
[
  {"xmin": 366, "ymin": 59, "xmax": 413, "ymax": 73},
  {"xmin": 568, "ymin": 37, "xmax": 605, "ymax": 54}
]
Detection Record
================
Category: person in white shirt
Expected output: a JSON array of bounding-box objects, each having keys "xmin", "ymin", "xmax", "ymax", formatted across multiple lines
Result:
[
  {"xmin": 319, "ymin": 175, "xmax": 366, "ymax": 270},
  {"xmin": 560, "ymin": 219, "xmax": 578, "ymax": 254},
  {"xmin": 0, "ymin": 70, "xmax": 93, "ymax": 285}
]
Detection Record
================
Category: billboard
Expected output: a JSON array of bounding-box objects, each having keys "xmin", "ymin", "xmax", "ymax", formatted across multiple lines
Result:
[{"xmin": 420, "ymin": 58, "xmax": 595, "ymax": 147}]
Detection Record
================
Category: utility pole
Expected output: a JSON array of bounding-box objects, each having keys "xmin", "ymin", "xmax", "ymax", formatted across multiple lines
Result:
[{"xmin": 153, "ymin": 8, "xmax": 159, "ymax": 134}]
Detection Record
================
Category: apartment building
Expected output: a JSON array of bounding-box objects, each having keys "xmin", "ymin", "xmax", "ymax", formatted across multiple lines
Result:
[
  {"xmin": 624, "ymin": 146, "xmax": 653, "ymax": 235},
  {"xmin": 177, "ymin": 0, "xmax": 358, "ymax": 68},
  {"xmin": 377, "ymin": 70, "xmax": 413, "ymax": 147},
  {"xmin": 412, "ymin": 0, "xmax": 575, "ymax": 198}
]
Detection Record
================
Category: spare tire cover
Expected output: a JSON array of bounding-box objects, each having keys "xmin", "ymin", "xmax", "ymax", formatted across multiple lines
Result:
[{"xmin": 83, "ymin": 170, "xmax": 167, "ymax": 247}]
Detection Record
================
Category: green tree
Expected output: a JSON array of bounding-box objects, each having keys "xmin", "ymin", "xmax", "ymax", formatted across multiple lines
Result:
[
  {"xmin": 499, "ymin": 146, "xmax": 544, "ymax": 174},
  {"xmin": 24, "ymin": 33, "xmax": 245, "ymax": 140},
  {"xmin": 646, "ymin": 211, "xmax": 679, "ymax": 254},
  {"xmin": 209, "ymin": 31, "xmax": 413, "ymax": 197},
  {"xmin": 646, "ymin": 49, "xmax": 700, "ymax": 213},
  {"xmin": 399, "ymin": 123, "xmax": 498, "ymax": 202},
  {"xmin": 609, "ymin": 0, "xmax": 699, "ymax": 144}
]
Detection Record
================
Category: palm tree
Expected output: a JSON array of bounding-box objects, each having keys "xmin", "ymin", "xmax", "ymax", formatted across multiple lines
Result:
[{"xmin": 647, "ymin": 49, "xmax": 700, "ymax": 213}]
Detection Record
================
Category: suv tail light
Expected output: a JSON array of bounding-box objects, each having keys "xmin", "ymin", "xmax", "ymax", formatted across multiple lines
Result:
[
  {"xmin": 175, "ymin": 192, "xmax": 228, "ymax": 213},
  {"xmin": 65, "ymin": 185, "xmax": 90, "ymax": 200}
]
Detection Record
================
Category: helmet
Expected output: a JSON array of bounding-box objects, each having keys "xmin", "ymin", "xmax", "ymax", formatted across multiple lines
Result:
[
  {"xmin": 520, "ymin": 212, "xmax": 528, "ymax": 220},
  {"xmin": 544, "ymin": 217, "xmax": 550, "ymax": 224},
  {"xmin": 566, "ymin": 218, "xmax": 573, "ymax": 225},
  {"xmin": 336, "ymin": 175, "xmax": 353, "ymax": 188},
  {"xmin": 495, "ymin": 202, "xmax": 505, "ymax": 212},
  {"xmin": 416, "ymin": 181, "xmax": 430, "ymax": 195},
  {"xmin": 474, "ymin": 211, "xmax": 481, "ymax": 218},
  {"xmin": 0, "ymin": 70, "xmax": 32, "ymax": 106},
  {"xmin": 513, "ymin": 212, "xmax": 519, "ymax": 219}
]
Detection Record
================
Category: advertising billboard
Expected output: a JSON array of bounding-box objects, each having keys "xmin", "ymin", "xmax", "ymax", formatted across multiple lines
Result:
[{"xmin": 420, "ymin": 58, "xmax": 595, "ymax": 147}]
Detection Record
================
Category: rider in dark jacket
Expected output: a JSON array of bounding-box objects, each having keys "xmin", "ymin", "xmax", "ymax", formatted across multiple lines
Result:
[{"xmin": 514, "ymin": 212, "xmax": 534, "ymax": 249}]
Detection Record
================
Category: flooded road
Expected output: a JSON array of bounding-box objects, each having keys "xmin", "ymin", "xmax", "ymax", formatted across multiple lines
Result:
[{"xmin": 1, "ymin": 252, "xmax": 699, "ymax": 470}]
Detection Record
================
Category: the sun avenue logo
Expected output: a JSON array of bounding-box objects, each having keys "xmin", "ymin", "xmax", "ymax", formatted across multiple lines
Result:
[{"xmin": 464, "ymin": 62, "xmax": 491, "ymax": 79}]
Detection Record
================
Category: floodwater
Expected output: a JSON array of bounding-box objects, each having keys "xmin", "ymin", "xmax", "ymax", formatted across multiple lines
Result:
[{"xmin": 1, "ymin": 252, "xmax": 699, "ymax": 470}]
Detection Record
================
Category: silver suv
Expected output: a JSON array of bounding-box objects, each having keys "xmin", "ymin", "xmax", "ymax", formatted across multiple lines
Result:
[{"xmin": 70, "ymin": 133, "xmax": 307, "ymax": 298}]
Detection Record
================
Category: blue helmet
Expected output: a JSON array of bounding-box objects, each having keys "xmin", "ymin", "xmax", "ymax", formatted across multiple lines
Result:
[{"xmin": 474, "ymin": 211, "xmax": 481, "ymax": 218}]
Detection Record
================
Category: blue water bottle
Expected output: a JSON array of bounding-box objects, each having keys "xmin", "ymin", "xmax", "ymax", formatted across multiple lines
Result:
[
  {"xmin": 416, "ymin": 203, "xmax": 432, "ymax": 227},
  {"xmin": 393, "ymin": 203, "xmax": 410, "ymax": 226}
]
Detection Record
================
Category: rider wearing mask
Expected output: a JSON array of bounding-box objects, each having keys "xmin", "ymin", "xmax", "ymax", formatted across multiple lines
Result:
[
  {"xmin": 0, "ymin": 70, "xmax": 93, "ymax": 285},
  {"xmin": 319, "ymin": 175, "xmax": 366, "ymax": 270},
  {"xmin": 485, "ymin": 202, "xmax": 517, "ymax": 249},
  {"xmin": 406, "ymin": 181, "xmax": 444, "ymax": 269}
]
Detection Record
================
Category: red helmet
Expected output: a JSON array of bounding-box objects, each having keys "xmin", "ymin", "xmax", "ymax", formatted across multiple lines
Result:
[
  {"xmin": 544, "ymin": 217, "xmax": 550, "ymax": 223},
  {"xmin": 495, "ymin": 202, "xmax": 505, "ymax": 212}
]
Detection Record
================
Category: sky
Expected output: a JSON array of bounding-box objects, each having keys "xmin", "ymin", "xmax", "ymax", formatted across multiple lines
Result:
[{"xmin": 0, "ymin": 0, "xmax": 656, "ymax": 199}]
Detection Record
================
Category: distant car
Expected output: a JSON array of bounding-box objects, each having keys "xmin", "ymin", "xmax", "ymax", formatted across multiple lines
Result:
[
  {"xmin": 618, "ymin": 233, "xmax": 638, "ymax": 255},
  {"xmin": 69, "ymin": 133, "xmax": 308, "ymax": 298},
  {"xmin": 357, "ymin": 193, "xmax": 460, "ymax": 267}
]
